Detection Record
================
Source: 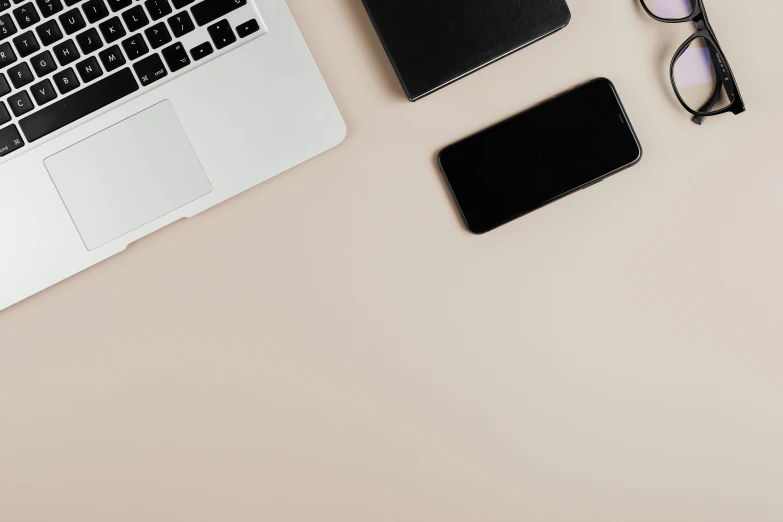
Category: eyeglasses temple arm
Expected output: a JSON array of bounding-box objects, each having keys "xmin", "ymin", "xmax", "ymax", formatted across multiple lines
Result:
[{"xmin": 691, "ymin": 44, "xmax": 728, "ymax": 125}]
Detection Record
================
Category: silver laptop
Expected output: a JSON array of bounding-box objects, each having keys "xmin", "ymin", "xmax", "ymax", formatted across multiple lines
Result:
[{"xmin": 0, "ymin": 0, "xmax": 345, "ymax": 311}]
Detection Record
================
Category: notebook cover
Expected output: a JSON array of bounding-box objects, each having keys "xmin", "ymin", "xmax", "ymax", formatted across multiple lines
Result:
[{"xmin": 361, "ymin": 0, "xmax": 571, "ymax": 101}]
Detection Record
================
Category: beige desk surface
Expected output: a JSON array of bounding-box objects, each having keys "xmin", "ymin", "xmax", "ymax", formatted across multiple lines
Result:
[{"xmin": 2, "ymin": 0, "xmax": 782, "ymax": 520}]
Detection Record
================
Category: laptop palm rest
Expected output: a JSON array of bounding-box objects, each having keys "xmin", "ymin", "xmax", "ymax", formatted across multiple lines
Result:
[{"xmin": 44, "ymin": 100, "xmax": 212, "ymax": 251}]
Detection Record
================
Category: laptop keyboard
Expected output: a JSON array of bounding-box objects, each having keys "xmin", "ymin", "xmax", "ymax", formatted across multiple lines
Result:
[{"xmin": 0, "ymin": 0, "xmax": 265, "ymax": 158}]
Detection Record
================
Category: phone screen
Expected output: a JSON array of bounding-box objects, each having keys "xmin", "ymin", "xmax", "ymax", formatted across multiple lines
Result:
[{"xmin": 438, "ymin": 78, "xmax": 642, "ymax": 234}]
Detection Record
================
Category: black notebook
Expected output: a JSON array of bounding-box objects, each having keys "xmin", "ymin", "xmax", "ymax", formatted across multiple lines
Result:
[{"xmin": 361, "ymin": 0, "xmax": 571, "ymax": 101}]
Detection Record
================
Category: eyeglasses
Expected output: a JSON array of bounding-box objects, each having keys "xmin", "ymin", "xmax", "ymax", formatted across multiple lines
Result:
[{"xmin": 640, "ymin": 0, "xmax": 745, "ymax": 125}]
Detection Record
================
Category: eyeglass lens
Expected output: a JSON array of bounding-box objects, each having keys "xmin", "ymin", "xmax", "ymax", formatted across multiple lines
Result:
[
  {"xmin": 673, "ymin": 38, "xmax": 732, "ymax": 113},
  {"xmin": 645, "ymin": 0, "xmax": 695, "ymax": 19}
]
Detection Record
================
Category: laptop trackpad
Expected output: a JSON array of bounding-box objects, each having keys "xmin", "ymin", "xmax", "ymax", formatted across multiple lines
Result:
[{"xmin": 45, "ymin": 101, "xmax": 212, "ymax": 251}]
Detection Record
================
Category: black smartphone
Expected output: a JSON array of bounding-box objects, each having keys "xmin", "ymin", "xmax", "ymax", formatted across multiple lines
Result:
[{"xmin": 437, "ymin": 78, "xmax": 642, "ymax": 234}]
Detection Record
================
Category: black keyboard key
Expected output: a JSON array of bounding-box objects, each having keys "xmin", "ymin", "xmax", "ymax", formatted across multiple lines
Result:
[
  {"xmin": 121, "ymin": 32, "xmax": 146, "ymax": 59},
  {"xmin": 30, "ymin": 77, "xmax": 56, "ymax": 104},
  {"xmin": 12, "ymin": 29, "xmax": 37, "ymax": 56},
  {"xmin": 161, "ymin": 41, "xmax": 187, "ymax": 71},
  {"xmin": 36, "ymin": 0, "xmax": 63, "ymax": 17},
  {"xmin": 191, "ymin": 0, "xmax": 245, "ymax": 27},
  {"xmin": 0, "ymin": 101, "xmax": 10, "ymax": 124},
  {"xmin": 0, "ymin": 41, "xmax": 16, "ymax": 67},
  {"xmin": 63, "ymin": 0, "xmax": 81, "ymax": 6},
  {"xmin": 31, "ymin": 49, "xmax": 56, "ymax": 76},
  {"xmin": 0, "ymin": 0, "xmax": 9, "ymax": 12},
  {"xmin": 236, "ymin": 18, "xmax": 258, "ymax": 39},
  {"xmin": 0, "ymin": 13, "xmax": 16, "ymax": 40},
  {"xmin": 51, "ymin": 64, "xmax": 77, "ymax": 92},
  {"xmin": 12, "ymin": 2, "xmax": 38, "ymax": 29},
  {"xmin": 143, "ymin": 21, "xmax": 169, "ymax": 48},
  {"xmin": 59, "ymin": 7, "xmax": 85, "ymax": 34},
  {"xmin": 143, "ymin": 0, "xmax": 169, "ymax": 21},
  {"xmin": 97, "ymin": 42, "xmax": 122, "ymax": 70},
  {"xmin": 121, "ymin": 4, "xmax": 146, "ymax": 31},
  {"xmin": 75, "ymin": 26, "xmax": 101, "ymax": 53},
  {"xmin": 52, "ymin": 37, "xmax": 77, "ymax": 64},
  {"xmin": 8, "ymin": 90, "xmax": 33, "ymax": 116},
  {"xmin": 106, "ymin": 0, "xmax": 129, "ymax": 12},
  {"xmin": 20, "ymin": 67, "xmax": 138, "ymax": 141},
  {"xmin": 75, "ymin": 54, "xmax": 100, "ymax": 81},
  {"xmin": 0, "ymin": 72, "xmax": 9, "ymax": 95},
  {"xmin": 80, "ymin": 34, "xmax": 112, "ymax": 61},
  {"xmin": 189, "ymin": 40, "xmax": 210, "ymax": 61},
  {"xmin": 207, "ymin": 19, "xmax": 233, "ymax": 50},
  {"xmin": 98, "ymin": 15, "xmax": 123, "ymax": 42},
  {"xmin": 8, "ymin": 59, "xmax": 31, "ymax": 86},
  {"xmin": 0, "ymin": 124, "xmax": 24, "ymax": 156},
  {"xmin": 82, "ymin": 0, "xmax": 107, "ymax": 23},
  {"xmin": 36, "ymin": 18, "xmax": 62, "ymax": 45},
  {"xmin": 132, "ymin": 51, "xmax": 165, "ymax": 86},
  {"xmin": 167, "ymin": 10, "xmax": 192, "ymax": 38},
  {"xmin": 171, "ymin": 0, "xmax": 192, "ymax": 8}
]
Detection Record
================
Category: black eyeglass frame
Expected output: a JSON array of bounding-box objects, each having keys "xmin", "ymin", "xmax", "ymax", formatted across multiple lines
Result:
[{"xmin": 640, "ymin": 0, "xmax": 745, "ymax": 125}]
